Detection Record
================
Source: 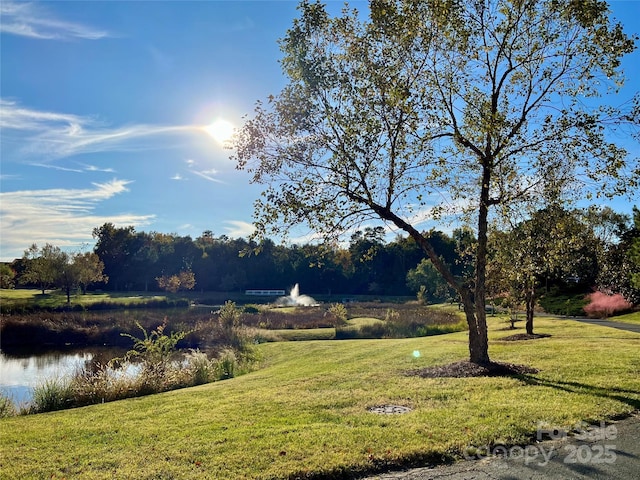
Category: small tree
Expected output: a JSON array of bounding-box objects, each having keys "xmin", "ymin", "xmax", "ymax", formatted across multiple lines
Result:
[
  {"xmin": 156, "ymin": 270, "xmax": 196, "ymax": 293},
  {"xmin": 20, "ymin": 243, "xmax": 66, "ymax": 294},
  {"xmin": 52, "ymin": 251, "xmax": 109, "ymax": 303},
  {"xmin": 216, "ymin": 301, "xmax": 245, "ymax": 350},
  {"xmin": 72, "ymin": 252, "xmax": 108, "ymax": 294},
  {"xmin": 489, "ymin": 207, "xmax": 599, "ymax": 334}
]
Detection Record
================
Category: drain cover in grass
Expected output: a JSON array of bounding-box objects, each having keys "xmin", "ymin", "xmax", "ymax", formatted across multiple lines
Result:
[{"xmin": 367, "ymin": 405, "xmax": 412, "ymax": 414}]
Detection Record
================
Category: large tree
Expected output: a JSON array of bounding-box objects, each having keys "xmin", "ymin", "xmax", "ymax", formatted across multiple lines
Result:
[{"xmin": 233, "ymin": 0, "xmax": 637, "ymax": 364}]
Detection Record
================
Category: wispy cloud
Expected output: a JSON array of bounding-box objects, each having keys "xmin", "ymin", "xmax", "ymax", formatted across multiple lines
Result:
[
  {"xmin": 82, "ymin": 164, "xmax": 116, "ymax": 173},
  {"xmin": 0, "ymin": 179, "xmax": 155, "ymax": 261},
  {"xmin": 1, "ymin": 99, "xmax": 199, "ymax": 162},
  {"xmin": 185, "ymin": 159, "xmax": 223, "ymax": 183},
  {"xmin": 192, "ymin": 170, "xmax": 223, "ymax": 184},
  {"xmin": 223, "ymin": 220, "xmax": 255, "ymax": 238},
  {"xmin": 30, "ymin": 163, "xmax": 85, "ymax": 173},
  {"xmin": 0, "ymin": 1, "xmax": 112, "ymax": 40}
]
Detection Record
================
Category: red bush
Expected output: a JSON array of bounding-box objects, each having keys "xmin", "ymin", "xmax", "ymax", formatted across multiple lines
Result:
[{"xmin": 583, "ymin": 291, "xmax": 632, "ymax": 318}]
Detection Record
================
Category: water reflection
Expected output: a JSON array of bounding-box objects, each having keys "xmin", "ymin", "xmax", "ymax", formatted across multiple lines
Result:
[{"xmin": 0, "ymin": 347, "xmax": 126, "ymax": 406}]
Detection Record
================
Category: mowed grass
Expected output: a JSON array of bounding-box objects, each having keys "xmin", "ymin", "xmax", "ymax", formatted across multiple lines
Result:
[
  {"xmin": 610, "ymin": 310, "xmax": 640, "ymax": 325},
  {"xmin": 0, "ymin": 288, "xmax": 170, "ymax": 309},
  {"xmin": 269, "ymin": 317, "xmax": 385, "ymax": 341},
  {"xmin": 1, "ymin": 316, "xmax": 639, "ymax": 479}
]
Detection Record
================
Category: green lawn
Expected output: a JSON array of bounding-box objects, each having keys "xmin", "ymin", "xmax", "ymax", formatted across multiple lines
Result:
[
  {"xmin": 268, "ymin": 326, "xmax": 336, "ymax": 341},
  {"xmin": 609, "ymin": 310, "xmax": 640, "ymax": 325},
  {"xmin": 266, "ymin": 317, "xmax": 384, "ymax": 341},
  {"xmin": 1, "ymin": 316, "xmax": 639, "ymax": 479},
  {"xmin": 0, "ymin": 288, "xmax": 172, "ymax": 309}
]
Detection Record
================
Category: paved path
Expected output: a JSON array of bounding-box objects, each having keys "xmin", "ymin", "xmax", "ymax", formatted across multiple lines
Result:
[
  {"xmin": 362, "ymin": 413, "xmax": 640, "ymax": 479},
  {"xmin": 565, "ymin": 316, "xmax": 640, "ymax": 334}
]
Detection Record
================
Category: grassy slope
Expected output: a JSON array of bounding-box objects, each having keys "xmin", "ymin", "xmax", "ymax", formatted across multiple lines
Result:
[
  {"xmin": 609, "ymin": 310, "xmax": 640, "ymax": 325},
  {"xmin": 266, "ymin": 317, "xmax": 385, "ymax": 341},
  {"xmin": 1, "ymin": 316, "xmax": 639, "ymax": 479}
]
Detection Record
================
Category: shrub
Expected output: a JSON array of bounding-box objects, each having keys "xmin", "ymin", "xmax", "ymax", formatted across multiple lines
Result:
[
  {"xmin": 327, "ymin": 303, "xmax": 348, "ymax": 325},
  {"xmin": 539, "ymin": 293, "xmax": 589, "ymax": 316},
  {"xmin": 583, "ymin": 291, "xmax": 633, "ymax": 318},
  {"xmin": 119, "ymin": 322, "xmax": 187, "ymax": 378},
  {"xmin": 184, "ymin": 349, "xmax": 216, "ymax": 385},
  {"xmin": 29, "ymin": 378, "xmax": 73, "ymax": 413},
  {"xmin": 213, "ymin": 349, "xmax": 239, "ymax": 380},
  {"xmin": 0, "ymin": 393, "xmax": 17, "ymax": 417},
  {"xmin": 416, "ymin": 285, "xmax": 428, "ymax": 305},
  {"xmin": 217, "ymin": 301, "xmax": 241, "ymax": 328}
]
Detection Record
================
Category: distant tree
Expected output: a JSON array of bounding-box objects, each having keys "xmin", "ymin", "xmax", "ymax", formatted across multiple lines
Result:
[
  {"xmin": 232, "ymin": 0, "xmax": 637, "ymax": 364},
  {"xmin": 629, "ymin": 208, "xmax": 640, "ymax": 292},
  {"xmin": 20, "ymin": 243, "xmax": 66, "ymax": 294},
  {"xmin": 56, "ymin": 252, "xmax": 76, "ymax": 303},
  {"xmin": 584, "ymin": 206, "xmax": 630, "ymax": 247},
  {"xmin": 0, "ymin": 263, "xmax": 16, "ymax": 289},
  {"xmin": 598, "ymin": 206, "xmax": 640, "ymax": 304},
  {"xmin": 49, "ymin": 251, "xmax": 109, "ymax": 303},
  {"xmin": 349, "ymin": 227, "xmax": 386, "ymax": 294},
  {"xmin": 406, "ymin": 258, "xmax": 454, "ymax": 303},
  {"xmin": 92, "ymin": 223, "xmax": 140, "ymax": 291},
  {"xmin": 73, "ymin": 252, "xmax": 108, "ymax": 294},
  {"xmin": 156, "ymin": 270, "xmax": 196, "ymax": 294}
]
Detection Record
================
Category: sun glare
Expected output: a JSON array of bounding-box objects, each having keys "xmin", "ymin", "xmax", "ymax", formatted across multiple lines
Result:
[{"xmin": 205, "ymin": 119, "xmax": 235, "ymax": 144}]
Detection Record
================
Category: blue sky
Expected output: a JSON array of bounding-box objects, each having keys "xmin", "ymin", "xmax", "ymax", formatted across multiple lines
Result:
[{"xmin": 1, "ymin": 0, "xmax": 639, "ymax": 262}]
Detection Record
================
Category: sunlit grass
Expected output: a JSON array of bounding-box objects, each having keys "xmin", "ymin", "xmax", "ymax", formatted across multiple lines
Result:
[
  {"xmin": 266, "ymin": 317, "xmax": 387, "ymax": 341},
  {"xmin": 1, "ymin": 315, "xmax": 638, "ymax": 479},
  {"xmin": 267, "ymin": 327, "xmax": 336, "ymax": 341},
  {"xmin": 0, "ymin": 288, "xmax": 171, "ymax": 309},
  {"xmin": 609, "ymin": 310, "xmax": 640, "ymax": 325},
  {"xmin": 347, "ymin": 317, "xmax": 385, "ymax": 327}
]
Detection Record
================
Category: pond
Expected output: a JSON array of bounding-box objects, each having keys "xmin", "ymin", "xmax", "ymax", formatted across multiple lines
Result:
[{"xmin": 0, "ymin": 347, "xmax": 127, "ymax": 406}]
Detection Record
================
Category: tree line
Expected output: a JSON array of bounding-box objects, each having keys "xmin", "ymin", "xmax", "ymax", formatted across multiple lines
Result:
[{"xmin": 2, "ymin": 206, "xmax": 638, "ymax": 309}]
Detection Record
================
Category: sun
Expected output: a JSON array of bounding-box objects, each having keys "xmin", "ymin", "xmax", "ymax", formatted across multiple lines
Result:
[{"xmin": 205, "ymin": 119, "xmax": 235, "ymax": 145}]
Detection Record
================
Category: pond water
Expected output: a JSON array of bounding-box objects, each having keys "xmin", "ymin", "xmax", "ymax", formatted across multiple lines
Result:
[{"xmin": 0, "ymin": 347, "xmax": 127, "ymax": 406}]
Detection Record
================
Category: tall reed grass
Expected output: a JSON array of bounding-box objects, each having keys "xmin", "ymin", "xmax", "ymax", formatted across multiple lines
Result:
[
  {"xmin": 0, "ymin": 393, "xmax": 17, "ymax": 418},
  {"xmin": 18, "ymin": 347, "xmax": 252, "ymax": 415}
]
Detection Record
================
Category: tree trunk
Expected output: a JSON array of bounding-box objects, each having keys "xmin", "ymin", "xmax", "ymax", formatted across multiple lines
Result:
[
  {"xmin": 525, "ymin": 288, "xmax": 535, "ymax": 335},
  {"xmin": 460, "ymin": 290, "xmax": 490, "ymax": 364},
  {"xmin": 468, "ymin": 161, "xmax": 492, "ymax": 365},
  {"xmin": 374, "ymin": 205, "xmax": 490, "ymax": 365}
]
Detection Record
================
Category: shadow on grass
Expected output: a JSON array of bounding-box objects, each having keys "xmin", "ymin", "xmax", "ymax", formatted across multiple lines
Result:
[{"xmin": 518, "ymin": 375, "xmax": 640, "ymax": 411}]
